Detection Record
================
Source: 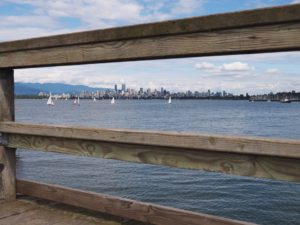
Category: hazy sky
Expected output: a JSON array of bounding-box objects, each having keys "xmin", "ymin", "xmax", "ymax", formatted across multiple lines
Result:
[{"xmin": 1, "ymin": 0, "xmax": 300, "ymax": 94}]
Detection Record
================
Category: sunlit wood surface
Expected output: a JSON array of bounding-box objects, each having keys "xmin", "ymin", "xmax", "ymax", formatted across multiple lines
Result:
[{"xmin": 0, "ymin": 195, "xmax": 145, "ymax": 225}]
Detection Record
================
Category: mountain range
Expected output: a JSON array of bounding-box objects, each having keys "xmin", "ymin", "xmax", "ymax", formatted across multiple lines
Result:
[{"xmin": 15, "ymin": 82, "xmax": 108, "ymax": 95}]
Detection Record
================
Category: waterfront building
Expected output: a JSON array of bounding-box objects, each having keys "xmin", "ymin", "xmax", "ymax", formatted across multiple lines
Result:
[{"xmin": 139, "ymin": 88, "xmax": 143, "ymax": 95}]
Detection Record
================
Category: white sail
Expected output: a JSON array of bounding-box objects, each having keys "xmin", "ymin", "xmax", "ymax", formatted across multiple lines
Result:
[
  {"xmin": 47, "ymin": 96, "xmax": 52, "ymax": 105},
  {"xmin": 111, "ymin": 97, "xmax": 115, "ymax": 104},
  {"xmin": 47, "ymin": 93, "xmax": 54, "ymax": 106},
  {"xmin": 73, "ymin": 97, "xmax": 80, "ymax": 105},
  {"xmin": 168, "ymin": 96, "xmax": 172, "ymax": 104},
  {"xmin": 93, "ymin": 97, "xmax": 96, "ymax": 101}
]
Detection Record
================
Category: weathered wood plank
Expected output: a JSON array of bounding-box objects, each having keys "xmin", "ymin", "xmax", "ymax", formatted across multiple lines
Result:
[
  {"xmin": 8, "ymin": 133, "xmax": 300, "ymax": 182},
  {"xmin": 0, "ymin": 197, "xmax": 128, "ymax": 225},
  {"xmin": 1, "ymin": 4, "xmax": 300, "ymax": 53},
  {"xmin": 0, "ymin": 69, "xmax": 16, "ymax": 202},
  {"xmin": 0, "ymin": 199, "xmax": 38, "ymax": 219},
  {"xmin": 16, "ymin": 179, "xmax": 256, "ymax": 225},
  {"xmin": 1, "ymin": 22, "xmax": 300, "ymax": 68},
  {"xmin": 0, "ymin": 122, "xmax": 299, "ymax": 159}
]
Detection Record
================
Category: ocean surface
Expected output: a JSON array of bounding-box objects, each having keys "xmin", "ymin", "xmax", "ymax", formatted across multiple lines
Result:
[{"xmin": 15, "ymin": 99, "xmax": 300, "ymax": 225}]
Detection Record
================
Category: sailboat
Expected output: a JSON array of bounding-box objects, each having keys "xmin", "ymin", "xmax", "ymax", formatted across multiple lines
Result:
[
  {"xmin": 168, "ymin": 96, "xmax": 172, "ymax": 104},
  {"xmin": 93, "ymin": 97, "xmax": 96, "ymax": 101},
  {"xmin": 280, "ymin": 97, "xmax": 291, "ymax": 103},
  {"xmin": 111, "ymin": 97, "xmax": 115, "ymax": 104},
  {"xmin": 47, "ymin": 93, "xmax": 55, "ymax": 106},
  {"xmin": 73, "ymin": 97, "xmax": 80, "ymax": 106}
]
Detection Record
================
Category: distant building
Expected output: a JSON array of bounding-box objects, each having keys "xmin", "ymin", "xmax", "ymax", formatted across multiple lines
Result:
[
  {"xmin": 114, "ymin": 84, "xmax": 118, "ymax": 92},
  {"xmin": 139, "ymin": 88, "xmax": 143, "ymax": 95},
  {"xmin": 122, "ymin": 83, "xmax": 126, "ymax": 92}
]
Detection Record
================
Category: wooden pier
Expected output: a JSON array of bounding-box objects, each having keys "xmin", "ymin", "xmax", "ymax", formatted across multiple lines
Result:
[{"xmin": 1, "ymin": 4, "xmax": 300, "ymax": 225}]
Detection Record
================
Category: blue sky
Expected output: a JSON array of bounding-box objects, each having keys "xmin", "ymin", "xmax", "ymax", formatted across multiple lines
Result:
[{"xmin": 1, "ymin": 0, "xmax": 300, "ymax": 94}]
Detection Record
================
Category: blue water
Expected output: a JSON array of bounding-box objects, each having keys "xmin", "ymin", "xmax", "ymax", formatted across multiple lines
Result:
[{"xmin": 16, "ymin": 99, "xmax": 300, "ymax": 225}]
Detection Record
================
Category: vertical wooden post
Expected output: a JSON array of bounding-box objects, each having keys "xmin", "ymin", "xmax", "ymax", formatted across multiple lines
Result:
[{"xmin": 0, "ymin": 69, "xmax": 16, "ymax": 202}]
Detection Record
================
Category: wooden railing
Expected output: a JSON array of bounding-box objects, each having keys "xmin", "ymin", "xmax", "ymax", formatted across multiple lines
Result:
[
  {"xmin": 1, "ymin": 4, "xmax": 300, "ymax": 225},
  {"xmin": 1, "ymin": 122, "xmax": 300, "ymax": 182}
]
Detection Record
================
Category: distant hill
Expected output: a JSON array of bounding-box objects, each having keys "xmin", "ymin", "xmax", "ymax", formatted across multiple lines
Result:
[
  {"xmin": 15, "ymin": 83, "xmax": 42, "ymax": 95},
  {"xmin": 15, "ymin": 82, "xmax": 109, "ymax": 95}
]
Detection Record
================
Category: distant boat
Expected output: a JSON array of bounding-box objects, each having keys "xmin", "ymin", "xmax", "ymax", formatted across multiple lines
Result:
[
  {"xmin": 73, "ymin": 97, "xmax": 80, "ymax": 106},
  {"xmin": 267, "ymin": 99, "xmax": 271, "ymax": 102},
  {"xmin": 93, "ymin": 97, "xmax": 96, "ymax": 101},
  {"xmin": 47, "ymin": 93, "xmax": 55, "ymax": 106},
  {"xmin": 111, "ymin": 97, "xmax": 115, "ymax": 104},
  {"xmin": 168, "ymin": 96, "xmax": 172, "ymax": 104},
  {"xmin": 65, "ymin": 97, "xmax": 68, "ymax": 100},
  {"xmin": 280, "ymin": 97, "xmax": 291, "ymax": 103}
]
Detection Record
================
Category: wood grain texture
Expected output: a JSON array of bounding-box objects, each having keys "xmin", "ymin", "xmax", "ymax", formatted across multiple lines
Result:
[
  {"xmin": 0, "ymin": 69, "xmax": 16, "ymax": 202},
  {"xmin": 8, "ymin": 134, "xmax": 300, "ymax": 182},
  {"xmin": 0, "ymin": 4, "xmax": 300, "ymax": 53},
  {"xmin": 1, "ymin": 22, "xmax": 300, "ymax": 68},
  {"xmin": 16, "ymin": 179, "xmax": 257, "ymax": 225},
  {"xmin": 0, "ymin": 70, "xmax": 14, "ymax": 121},
  {"xmin": 0, "ymin": 196, "xmax": 132, "ymax": 225},
  {"xmin": 0, "ymin": 198, "xmax": 38, "ymax": 219},
  {"xmin": 1, "ymin": 122, "xmax": 300, "ymax": 159}
]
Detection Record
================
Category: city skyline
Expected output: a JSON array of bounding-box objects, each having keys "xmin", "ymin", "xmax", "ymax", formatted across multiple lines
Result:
[
  {"xmin": 2, "ymin": 1, "xmax": 300, "ymax": 94},
  {"xmin": 32, "ymin": 82, "xmax": 300, "ymax": 102}
]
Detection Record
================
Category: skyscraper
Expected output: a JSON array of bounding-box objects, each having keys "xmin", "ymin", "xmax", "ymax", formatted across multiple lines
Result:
[
  {"xmin": 114, "ymin": 84, "xmax": 117, "ymax": 92},
  {"xmin": 122, "ymin": 83, "xmax": 126, "ymax": 92},
  {"xmin": 161, "ymin": 87, "xmax": 164, "ymax": 94}
]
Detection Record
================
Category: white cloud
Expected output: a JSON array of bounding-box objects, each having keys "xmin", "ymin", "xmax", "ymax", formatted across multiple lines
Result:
[
  {"xmin": 195, "ymin": 62, "xmax": 215, "ymax": 70},
  {"xmin": 195, "ymin": 61, "xmax": 253, "ymax": 75},
  {"xmin": 5, "ymin": 0, "xmax": 142, "ymax": 21},
  {"xmin": 265, "ymin": 68, "xmax": 280, "ymax": 75},
  {"xmin": 0, "ymin": 0, "xmax": 206, "ymax": 41},
  {"xmin": 171, "ymin": 0, "xmax": 203, "ymax": 15},
  {"xmin": 0, "ymin": 15, "xmax": 57, "ymax": 28},
  {"xmin": 221, "ymin": 62, "xmax": 251, "ymax": 72},
  {"xmin": 291, "ymin": 0, "xmax": 300, "ymax": 4},
  {"xmin": 1, "ymin": 0, "xmax": 145, "ymax": 41}
]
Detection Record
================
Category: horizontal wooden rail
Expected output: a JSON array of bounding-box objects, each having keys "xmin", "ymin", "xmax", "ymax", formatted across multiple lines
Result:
[
  {"xmin": 1, "ymin": 122, "xmax": 300, "ymax": 182},
  {"xmin": 1, "ymin": 122, "xmax": 300, "ymax": 158},
  {"xmin": 1, "ymin": 4, "xmax": 300, "ymax": 68},
  {"xmin": 17, "ymin": 179, "xmax": 256, "ymax": 225}
]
